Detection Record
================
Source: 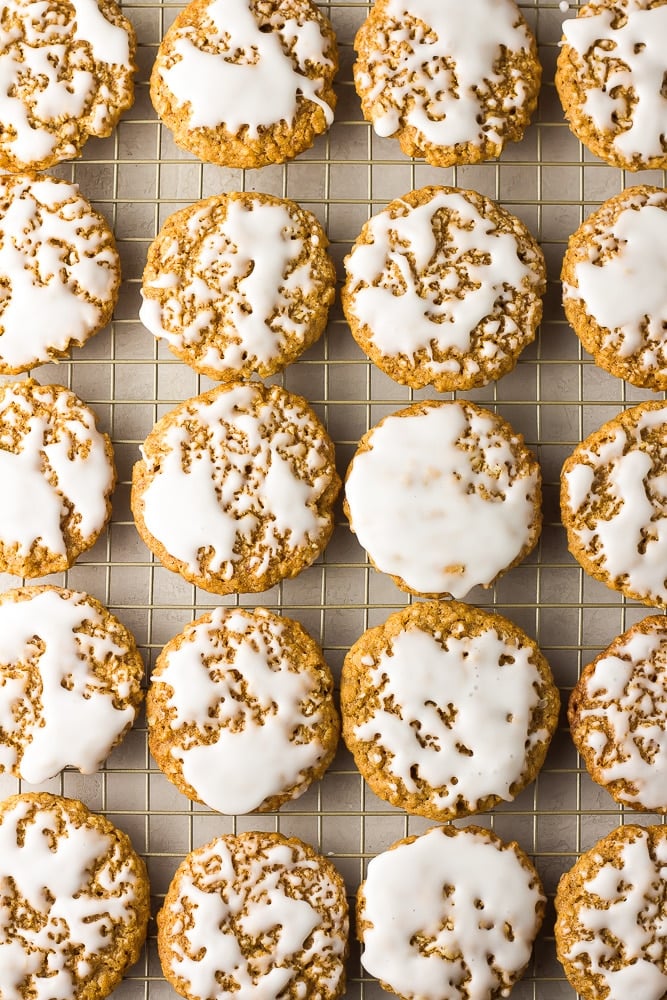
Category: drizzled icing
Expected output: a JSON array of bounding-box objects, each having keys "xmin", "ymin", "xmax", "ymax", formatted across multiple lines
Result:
[
  {"xmin": 344, "ymin": 189, "xmax": 542, "ymax": 381},
  {"xmin": 150, "ymin": 607, "xmax": 330, "ymax": 813},
  {"xmin": 0, "ymin": 795, "xmax": 141, "ymax": 1000},
  {"xmin": 357, "ymin": 0, "xmax": 534, "ymax": 146},
  {"xmin": 353, "ymin": 626, "xmax": 547, "ymax": 812},
  {"xmin": 164, "ymin": 834, "xmax": 348, "ymax": 999},
  {"xmin": 561, "ymin": 0, "xmax": 667, "ymax": 163},
  {"xmin": 360, "ymin": 826, "xmax": 544, "ymax": 1000},
  {"xmin": 564, "ymin": 828, "xmax": 667, "ymax": 997},
  {"xmin": 0, "ymin": 175, "xmax": 118, "ymax": 371},
  {"xmin": 156, "ymin": 0, "xmax": 334, "ymax": 138},
  {"xmin": 563, "ymin": 402, "xmax": 667, "ymax": 605},
  {"xmin": 0, "ymin": 588, "xmax": 141, "ymax": 783},
  {"xmin": 345, "ymin": 401, "xmax": 540, "ymax": 597}
]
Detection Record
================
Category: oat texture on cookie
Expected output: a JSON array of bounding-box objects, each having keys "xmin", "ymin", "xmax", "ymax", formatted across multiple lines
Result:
[
  {"xmin": 357, "ymin": 825, "xmax": 545, "ymax": 1000},
  {"xmin": 344, "ymin": 398, "xmax": 542, "ymax": 599},
  {"xmin": 140, "ymin": 192, "xmax": 335, "ymax": 380},
  {"xmin": 0, "ymin": 379, "xmax": 116, "ymax": 578},
  {"xmin": 147, "ymin": 606, "xmax": 339, "ymax": 813},
  {"xmin": 561, "ymin": 400, "xmax": 667, "ymax": 606},
  {"xmin": 157, "ymin": 831, "xmax": 349, "ymax": 1000},
  {"xmin": 353, "ymin": 0, "xmax": 541, "ymax": 166},
  {"xmin": 0, "ymin": 792, "xmax": 150, "ymax": 1000},
  {"xmin": 342, "ymin": 186, "xmax": 545, "ymax": 391},
  {"xmin": 557, "ymin": 0, "xmax": 667, "ymax": 170},
  {"xmin": 150, "ymin": 0, "xmax": 338, "ymax": 167},
  {"xmin": 0, "ymin": 0, "xmax": 136, "ymax": 172},
  {"xmin": 131, "ymin": 381, "xmax": 340, "ymax": 595}
]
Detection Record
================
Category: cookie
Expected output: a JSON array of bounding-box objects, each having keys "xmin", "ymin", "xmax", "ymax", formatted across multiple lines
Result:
[
  {"xmin": 0, "ymin": 585, "xmax": 144, "ymax": 784},
  {"xmin": 140, "ymin": 192, "xmax": 335, "ymax": 381},
  {"xmin": 341, "ymin": 600, "xmax": 559, "ymax": 822},
  {"xmin": 342, "ymin": 186, "xmax": 545, "ymax": 391},
  {"xmin": 147, "ymin": 606, "xmax": 339, "ymax": 814},
  {"xmin": 150, "ymin": 0, "xmax": 338, "ymax": 168},
  {"xmin": 569, "ymin": 616, "xmax": 667, "ymax": 812},
  {"xmin": 562, "ymin": 186, "xmax": 667, "ymax": 390},
  {"xmin": 131, "ymin": 381, "xmax": 340, "ymax": 595},
  {"xmin": 556, "ymin": 0, "xmax": 667, "ymax": 171},
  {"xmin": 0, "ymin": 0, "xmax": 136, "ymax": 172},
  {"xmin": 157, "ymin": 830, "xmax": 349, "ymax": 1000},
  {"xmin": 555, "ymin": 824, "xmax": 667, "ymax": 999},
  {"xmin": 561, "ymin": 400, "xmax": 667, "ymax": 607},
  {"xmin": 344, "ymin": 398, "xmax": 542, "ymax": 599},
  {"xmin": 357, "ymin": 825, "xmax": 545, "ymax": 1000},
  {"xmin": 353, "ymin": 0, "xmax": 541, "ymax": 166},
  {"xmin": 0, "ymin": 173, "xmax": 120, "ymax": 374},
  {"xmin": 0, "ymin": 379, "xmax": 116, "ymax": 578},
  {"xmin": 0, "ymin": 791, "xmax": 150, "ymax": 1000}
]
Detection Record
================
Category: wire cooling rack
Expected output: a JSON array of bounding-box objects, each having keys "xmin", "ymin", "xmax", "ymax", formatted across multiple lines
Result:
[{"xmin": 1, "ymin": 2, "xmax": 665, "ymax": 997}]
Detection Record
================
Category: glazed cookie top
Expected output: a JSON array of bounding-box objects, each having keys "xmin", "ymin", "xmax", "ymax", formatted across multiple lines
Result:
[
  {"xmin": 140, "ymin": 192, "xmax": 335, "ymax": 381},
  {"xmin": 569, "ymin": 617, "xmax": 667, "ymax": 811},
  {"xmin": 0, "ymin": 792, "xmax": 149, "ymax": 1000},
  {"xmin": 0, "ymin": 174, "xmax": 120, "ymax": 374},
  {"xmin": 158, "ymin": 831, "xmax": 349, "ymax": 1000},
  {"xmin": 0, "ymin": 0, "xmax": 136, "ymax": 172},
  {"xmin": 561, "ymin": 400, "xmax": 667, "ymax": 606},
  {"xmin": 0, "ymin": 586, "xmax": 144, "ymax": 784},
  {"xmin": 132, "ymin": 382, "xmax": 340, "ymax": 594},
  {"xmin": 556, "ymin": 824, "xmax": 667, "ymax": 999},
  {"xmin": 148, "ymin": 607, "xmax": 338, "ymax": 813},
  {"xmin": 343, "ymin": 186, "xmax": 545, "ymax": 390},
  {"xmin": 358, "ymin": 825, "xmax": 545, "ymax": 1000},
  {"xmin": 558, "ymin": 0, "xmax": 667, "ymax": 169},
  {"xmin": 344, "ymin": 399, "xmax": 541, "ymax": 598},
  {"xmin": 0, "ymin": 379, "xmax": 115, "ymax": 577}
]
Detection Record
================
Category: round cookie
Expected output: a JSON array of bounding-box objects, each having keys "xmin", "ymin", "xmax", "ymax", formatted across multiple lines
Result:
[
  {"xmin": 357, "ymin": 825, "xmax": 546, "ymax": 1000},
  {"xmin": 157, "ymin": 830, "xmax": 349, "ymax": 1000},
  {"xmin": 0, "ymin": 586, "xmax": 144, "ymax": 784},
  {"xmin": 341, "ymin": 600, "xmax": 559, "ymax": 822},
  {"xmin": 342, "ymin": 186, "xmax": 545, "ymax": 391},
  {"xmin": 131, "ymin": 381, "xmax": 340, "ymax": 595},
  {"xmin": 147, "ymin": 606, "xmax": 339, "ymax": 814},
  {"xmin": 150, "ymin": 0, "xmax": 338, "ymax": 168},
  {"xmin": 561, "ymin": 400, "xmax": 667, "ymax": 607},
  {"xmin": 555, "ymin": 824, "xmax": 667, "ymax": 999},
  {"xmin": 0, "ymin": 792, "xmax": 150, "ymax": 1000},
  {"xmin": 556, "ymin": 0, "xmax": 667, "ymax": 171},
  {"xmin": 353, "ymin": 0, "xmax": 541, "ymax": 166},
  {"xmin": 569, "ymin": 616, "xmax": 667, "ymax": 812},
  {"xmin": 344, "ymin": 398, "xmax": 542, "ymax": 599},
  {"xmin": 0, "ymin": 0, "xmax": 136, "ymax": 172},
  {"xmin": 140, "ymin": 192, "xmax": 335, "ymax": 381},
  {"xmin": 0, "ymin": 379, "xmax": 116, "ymax": 577},
  {"xmin": 0, "ymin": 173, "xmax": 120, "ymax": 374}
]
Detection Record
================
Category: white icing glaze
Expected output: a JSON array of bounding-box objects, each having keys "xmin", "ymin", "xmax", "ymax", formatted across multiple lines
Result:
[
  {"xmin": 566, "ymin": 829, "xmax": 667, "ymax": 998},
  {"xmin": 345, "ymin": 401, "xmax": 539, "ymax": 597},
  {"xmin": 152, "ymin": 607, "xmax": 327, "ymax": 813},
  {"xmin": 0, "ymin": 175, "xmax": 118, "ymax": 370},
  {"xmin": 562, "ymin": 0, "xmax": 667, "ymax": 162},
  {"xmin": 138, "ymin": 384, "xmax": 332, "ymax": 583},
  {"xmin": 0, "ymin": 797, "xmax": 139, "ymax": 1000},
  {"xmin": 140, "ymin": 197, "xmax": 318, "ymax": 374},
  {"xmin": 0, "ymin": 588, "xmax": 139, "ymax": 783},
  {"xmin": 0, "ymin": 382, "xmax": 114, "ymax": 559},
  {"xmin": 354, "ymin": 626, "xmax": 546, "ymax": 810},
  {"xmin": 360, "ymin": 826, "xmax": 544, "ymax": 1000},
  {"xmin": 345, "ymin": 191, "xmax": 540, "ymax": 376},
  {"xmin": 158, "ymin": 0, "xmax": 334, "ymax": 138},
  {"xmin": 359, "ymin": 0, "xmax": 533, "ymax": 147}
]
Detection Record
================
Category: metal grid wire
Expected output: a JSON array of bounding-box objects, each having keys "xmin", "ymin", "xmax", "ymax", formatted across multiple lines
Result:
[{"xmin": 0, "ymin": 1, "xmax": 665, "ymax": 997}]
